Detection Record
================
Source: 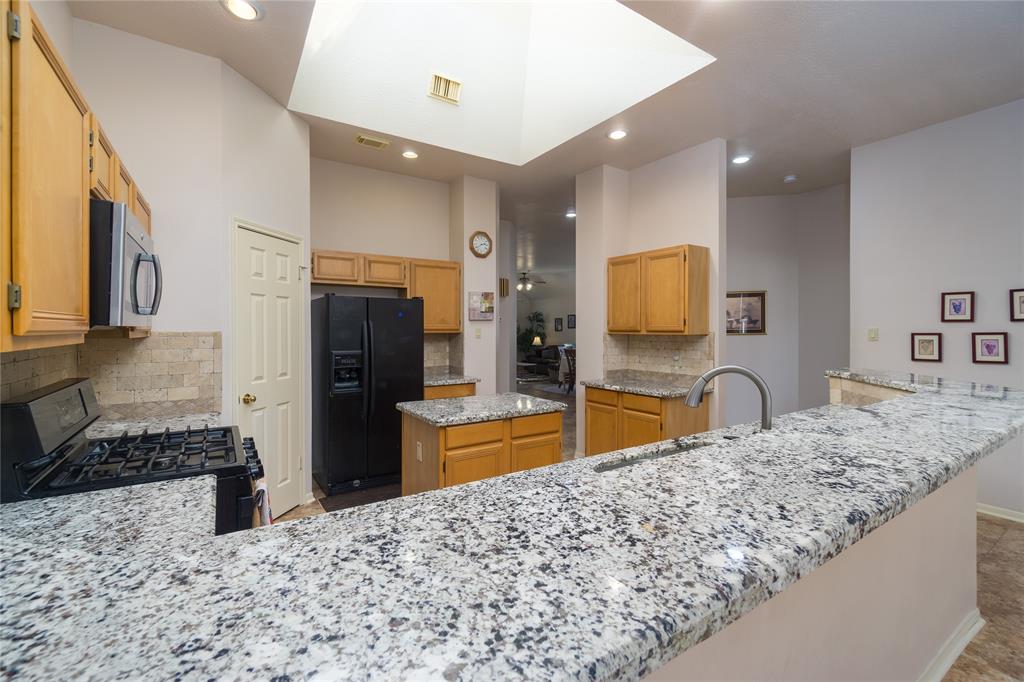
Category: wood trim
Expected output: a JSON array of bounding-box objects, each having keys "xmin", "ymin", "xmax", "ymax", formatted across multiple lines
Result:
[{"xmin": 423, "ymin": 383, "xmax": 476, "ymax": 400}]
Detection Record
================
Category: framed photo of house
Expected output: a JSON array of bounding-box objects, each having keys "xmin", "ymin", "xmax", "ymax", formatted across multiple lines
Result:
[
  {"xmin": 1011, "ymin": 289, "xmax": 1024, "ymax": 322},
  {"xmin": 972, "ymin": 332, "xmax": 1008, "ymax": 364},
  {"xmin": 567, "ymin": 314, "xmax": 576, "ymax": 329},
  {"xmin": 554, "ymin": 317, "xmax": 563, "ymax": 332},
  {"xmin": 726, "ymin": 291, "xmax": 766, "ymax": 335},
  {"xmin": 941, "ymin": 291, "xmax": 975, "ymax": 322},
  {"xmin": 910, "ymin": 333, "xmax": 942, "ymax": 362}
]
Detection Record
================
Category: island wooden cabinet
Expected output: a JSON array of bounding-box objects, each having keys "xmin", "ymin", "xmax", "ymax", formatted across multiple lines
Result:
[
  {"xmin": 402, "ymin": 411, "xmax": 561, "ymax": 495},
  {"xmin": 607, "ymin": 244, "xmax": 709, "ymax": 335},
  {"xmin": 408, "ymin": 258, "xmax": 461, "ymax": 333},
  {"xmin": 2, "ymin": 0, "xmax": 90, "ymax": 349},
  {"xmin": 585, "ymin": 386, "xmax": 708, "ymax": 455}
]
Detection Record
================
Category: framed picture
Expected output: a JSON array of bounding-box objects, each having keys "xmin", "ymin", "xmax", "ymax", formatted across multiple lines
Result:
[
  {"xmin": 567, "ymin": 314, "xmax": 576, "ymax": 329},
  {"xmin": 972, "ymin": 332, "xmax": 1008, "ymax": 364},
  {"xmin": 726, "ymin": 291, "xmax": 766, "ymax": 335},
  {"xmin": 1011, "ymin": 289, "xmax": 1024, "ymax": 322},
  {"xmin": 468, "ymin": 291, "xmax": 495, "ymax": 321},
  {"xmin": 911, "ymin": 333, "xmax": 942, "ymax": 362},
  {"xmin": 554, "ymin": 317, "xmax": 563, "ymax": 332},
  {"xmin": 941, "ymin": 291, "xmax": 975, "ymax": 322}
]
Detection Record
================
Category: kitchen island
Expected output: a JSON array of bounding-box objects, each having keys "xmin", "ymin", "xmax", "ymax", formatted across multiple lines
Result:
[
  {"xmin": 396, "ymin": 392, "xmax": 567, "ymax": 494},
  {"xmin": 2, "ymin": 369, "xmax": 1021, "ymax": 680}
]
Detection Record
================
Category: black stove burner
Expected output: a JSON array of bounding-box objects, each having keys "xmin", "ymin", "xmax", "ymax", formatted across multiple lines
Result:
[{"xmin": 47, "ymin": 425, "xmax": 239, "ymax": 490}]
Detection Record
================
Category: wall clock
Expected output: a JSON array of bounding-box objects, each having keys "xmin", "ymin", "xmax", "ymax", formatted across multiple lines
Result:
[{"xmin": 469, "ymin": 230, "xmax": 493, "ymax": 258}]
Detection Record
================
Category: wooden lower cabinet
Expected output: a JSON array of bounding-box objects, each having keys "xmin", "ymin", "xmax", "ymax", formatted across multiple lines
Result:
[
  {"xmin": 585, "ymin": 387, "xmax": 709, "ymax": 455},
  {"xmin": 402, "ymin": 411, "xmax": 562, "ymax": 495},
  {"xmin": 423, "ymin": 383, "xmax": 476, "ymax": 400}
]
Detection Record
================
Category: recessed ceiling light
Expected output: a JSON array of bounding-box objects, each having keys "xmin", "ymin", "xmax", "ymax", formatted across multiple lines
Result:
[
  {"xmin": 607, "ymin": 129, "xmax": 628, "ymax": 141},
  {"xmin": 402, "ymin": 150, "xmax": 418, "ymax": 159},
  {"xmin": 222, "ymin": 0, "xmax": 261, "ymax": 21},
  {"xmin": 732, "ymin": 155, "xmax": 751, "ymax": 165},
  {"xmin": 565, "ymin": 208, "xmax": 576, "ymax": 218},
  {"xmin": 783, "ymin": 174, "xmax": 799, "ymax": 184}
]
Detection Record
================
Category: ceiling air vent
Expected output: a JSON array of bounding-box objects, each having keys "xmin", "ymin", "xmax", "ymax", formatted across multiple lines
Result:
[
  {"xmin": 354, "ymin": 134, "xmax": 391, "ymax": 150},
  {"xmin": 429, "ymin": 73, "xmax": 461, "ymax": 105}
]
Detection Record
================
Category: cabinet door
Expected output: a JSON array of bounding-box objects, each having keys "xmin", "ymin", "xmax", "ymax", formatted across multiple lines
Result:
[
  {"xmin": 621, "ymin": 408, "xmax": 662, "ymax": 449},
  {"xmin": 642, "ymin": 247, "xmax": 686, "ymax": 333},
  {"xmin": 10, "ymin": 2, "xmax": 91, "ymax": 336},
  {"xmin": 409, "ymin": 259, "xmax": 461, "ymax": 333},
  {"xmin": 510, "ymin": 433, "xmax": 560, "ymax": 473},
  {"xmin": 311, "ymin": 250, "xmax": 360, "ymax": 283},
  {"xmin": 445, "ymin": 442, "xmax": 504, "ymax": 487},
  {"xmin": 585, "ymin": 401, "xmax": 619, "ymax": 456},
  {"xmin": 89, "ymin": 115, "xmax": 115, "ymax": 201},
  {"xmin": 133, "ymin": 188, "xmax": 152, "ymax": 234},
  {"xmin": 363, "ymin": 255, "xmax": 406, "ymax": 286},
  {"xmin": 113, "ymin": 156, "xmax": 134, "ymax": 206},
  {"xmin": 607, "ymin": 254, "xmax": 642, "ymax": 333}
]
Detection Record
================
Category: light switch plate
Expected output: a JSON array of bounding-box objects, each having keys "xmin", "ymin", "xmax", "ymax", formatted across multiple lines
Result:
[
  {"xmin": 474, "ymin": 327, "xmax": 481, "ymax": 339},
  {"xmin": 867, "ymin": 327, "xmax": 879, "ymax": 342}
]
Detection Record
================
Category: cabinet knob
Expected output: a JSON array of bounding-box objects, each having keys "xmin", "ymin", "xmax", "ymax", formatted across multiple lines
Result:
[{"xmin": 241, "ymin": 393, "xmax": 257, "ymax": 405}]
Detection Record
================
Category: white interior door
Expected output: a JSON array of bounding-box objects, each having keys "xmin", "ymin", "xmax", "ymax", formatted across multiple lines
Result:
[{"xmin": 234, "ymin": 225, "xmax": 303, "ymax": 515}]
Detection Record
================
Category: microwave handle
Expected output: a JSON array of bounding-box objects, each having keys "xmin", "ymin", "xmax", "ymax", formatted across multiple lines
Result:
[{"xmin": 130, "ymin": 253, "xmax": 162, "ymax": 316}]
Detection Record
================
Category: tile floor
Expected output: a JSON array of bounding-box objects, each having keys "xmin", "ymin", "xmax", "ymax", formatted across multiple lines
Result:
[{"xmin": 944, "ymin": 513, "xmax": 1024, "ymax": 681}]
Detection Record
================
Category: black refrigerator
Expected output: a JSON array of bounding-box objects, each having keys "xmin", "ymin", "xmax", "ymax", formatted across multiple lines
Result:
[{"xmin": 312, "ymin": 295, "xmax": 423, "ymax": 495}]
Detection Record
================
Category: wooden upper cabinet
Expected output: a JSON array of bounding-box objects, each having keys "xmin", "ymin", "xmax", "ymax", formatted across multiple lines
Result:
[
  {"xmin": 642, "ymin": 247, "xmax": 686, "ymax": 333},
  {"xmin": 607, "ymin": 254, "xmax": 642, "ymax": 333},
  {"xmin": 312, "ymin": 250, "xmax": 360, "ymax": 283},
  {"xmin": 363, "ymin": 254, "xmax": 406, "ymax": 286},
  {"xmin": 8, "ymin": 1, "xmax": 91, "ymax": 337},
  {"xmin": 133, "ymin": 187, "xmax": 151, "ymax": 234},
  {"xmin": 607, "ymin": 244, "xmax": 709, "ymax": 335},
  {"xmin": 409, "ymin": 259, "xmax": 461, "ymax": 333},
  {"xmin": 89, "ymin": 115, "xmax": 115, "ymax": 201},
  {"xmin": 113, "ymin": 156, "xmax": 133, "ymax": 206}
]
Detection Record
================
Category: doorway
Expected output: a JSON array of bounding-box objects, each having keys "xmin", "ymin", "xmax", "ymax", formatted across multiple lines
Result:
[{"xmin": 233, "ymin": 221, "xmax": 304, "ymax": 515}]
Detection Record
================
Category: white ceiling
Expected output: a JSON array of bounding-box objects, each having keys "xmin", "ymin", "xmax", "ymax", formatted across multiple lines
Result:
[
  {"xmin": 68, "ymin": 0, "xmax": 1024, "ymax": 276},
  {"xmin": 290, "ymin": 0, "xmax": 713, "ymax": 165}
]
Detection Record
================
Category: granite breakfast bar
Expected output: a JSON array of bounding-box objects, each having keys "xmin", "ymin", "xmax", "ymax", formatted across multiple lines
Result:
[{"xmin": 2, "ymin": 369, "xmax": 1022, "ymax": 680}]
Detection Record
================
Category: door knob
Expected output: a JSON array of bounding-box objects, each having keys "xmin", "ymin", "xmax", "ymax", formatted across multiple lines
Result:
[{"xmin": 241, "ymin": 393, "xmax": 256, "ymax": 405}]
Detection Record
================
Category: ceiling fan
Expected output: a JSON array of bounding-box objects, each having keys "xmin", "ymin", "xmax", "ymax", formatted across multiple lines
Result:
[{"xmin": 516, "ymin": 272, "xmax": 547, "ymax": 291}]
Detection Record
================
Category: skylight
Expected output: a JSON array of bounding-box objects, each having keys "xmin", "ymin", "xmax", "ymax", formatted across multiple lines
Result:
[{"xmin": 289, "ymin": 0, "xmax": 715, "ymax": 165}]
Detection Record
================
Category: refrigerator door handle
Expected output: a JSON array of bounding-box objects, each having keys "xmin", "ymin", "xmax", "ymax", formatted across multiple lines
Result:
[
  {"xmin": 367, "ymin": 320, "xmax": 375, "ymax": 418},
  {"xmin": 361, "ymin": 321, "xmax": 371, "ymax": 419}
]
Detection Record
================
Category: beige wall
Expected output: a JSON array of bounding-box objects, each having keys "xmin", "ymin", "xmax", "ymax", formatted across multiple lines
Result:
[
  {"xmin": 310, "ymin": 158, "xmax": 450, "ymax": 259},
  {"xmin": 850, "ymin": 99, "xmax": 1024, "ymax": 515}
]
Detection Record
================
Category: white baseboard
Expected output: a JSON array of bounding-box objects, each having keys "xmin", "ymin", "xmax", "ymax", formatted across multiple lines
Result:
[
  {"xmin": 977, "ymin": 503, "xmax": 1024, "ymax": 523},
  {"xmin": 918, "ymin": 608, "xmax": 984, "ymax": 682}
]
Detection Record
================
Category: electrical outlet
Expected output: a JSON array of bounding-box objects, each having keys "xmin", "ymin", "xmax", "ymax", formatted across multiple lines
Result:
[
  {"xmin": 867, "ymin": 327, "xmax": 879, "ymax": 342},
  {"xmin": 474, "ymin": 327, "xmax": 481, "ymax": 339},
  {"xmin": 416, "ymin": 442, "xmax": 423, "ymax": 462},
  {"xmin": 673, "ymin": 353, "xmax": 681, "ymax": 362}
]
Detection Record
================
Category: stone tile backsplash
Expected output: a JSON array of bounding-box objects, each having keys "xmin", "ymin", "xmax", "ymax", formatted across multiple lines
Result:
[
  {"xmin": 0, "ymin": 331, "xmax": 222, "ymax": 418},
  {"xmin": 424, "ymin": 336, "xmax": 450, "ymax": 369},
  {"xmin": 0, "ymin": 345, "xmax": 78, "ymax": 402},
  {"xmin": 604, "ymin": 333, "xmax": 714, "ymax": 376}
]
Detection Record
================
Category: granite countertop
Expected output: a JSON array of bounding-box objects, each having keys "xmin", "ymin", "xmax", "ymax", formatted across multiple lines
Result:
[
  {"xmin": 85, "ymin": 412, "xmax": 224, "ymax": 439},
  {"xmin": 397, "ymin": 392, "xmax": 567, "ymax": 427},
  {"xmin": 2, "ymin": 369, "xmax": 1022, "ymax": 680},
  {"xmin": 581, "ymin": 368, "xmax": 713, "ymax": 398},
  {"xmin": 423, "ymin": 366, "xmax": 482, "ymax": 387}
]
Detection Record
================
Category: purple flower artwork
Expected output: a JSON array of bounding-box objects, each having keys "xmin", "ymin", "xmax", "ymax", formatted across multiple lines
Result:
[{"xmin": 981, "ymin": 340, "xmax": 999, "ymax": 356}]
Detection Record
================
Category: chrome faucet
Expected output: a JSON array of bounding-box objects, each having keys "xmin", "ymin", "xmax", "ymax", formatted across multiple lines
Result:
[{"xmin": 685, "ymin": 365, "xmax": 773, "ymax": 431}]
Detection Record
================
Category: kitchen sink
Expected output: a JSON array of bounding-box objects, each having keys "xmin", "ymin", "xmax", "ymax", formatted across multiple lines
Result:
[{"xmin": 593, "ymin": 440, "xmax": 714, "ymax": 472}]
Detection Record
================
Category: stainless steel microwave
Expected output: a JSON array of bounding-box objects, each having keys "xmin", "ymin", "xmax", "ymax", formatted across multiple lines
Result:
[{"xmin": 89, "ymin": 199, "xmax": 162, "ymax": 328}]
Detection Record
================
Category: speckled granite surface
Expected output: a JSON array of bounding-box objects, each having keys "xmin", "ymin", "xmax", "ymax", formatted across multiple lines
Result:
[
  {"xmin": 84, "ymin": 412, "xmax": 223, "ymax": 439},
  {"xmin": 581, "ymin": 369, "xmax": 713, "ymax": 398},
  {"xmin": 2, "ymin": 369, "xmax": 1022, "ymax": 680},
  {"xmin": 423, "ymin": 366, "xmax": 481, "ymax": 387},
  {"xmin": 397, "ymin": 392, "xmax": 567, "ymax": 426}
]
